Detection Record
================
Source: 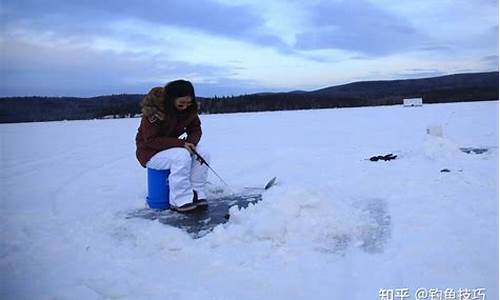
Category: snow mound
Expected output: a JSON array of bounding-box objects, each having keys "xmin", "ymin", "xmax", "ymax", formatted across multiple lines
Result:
[
  {"xmin": 423, "ymin": 135, "xmax": 466, "ymax": 160},
  {"xmin": 204, "ymin": 187, "xmax": 391, "ymax": 254}
]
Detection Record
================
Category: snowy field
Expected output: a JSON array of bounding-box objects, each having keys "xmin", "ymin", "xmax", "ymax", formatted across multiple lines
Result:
[{"xmin": 1, "ymin": 101, "xmax": 498, "ymax": 300}]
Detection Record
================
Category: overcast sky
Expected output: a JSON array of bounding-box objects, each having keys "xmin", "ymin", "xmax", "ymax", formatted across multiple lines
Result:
[{"xmin": 1, "ymin": 0, "xmax": 498, "ymax": 97}]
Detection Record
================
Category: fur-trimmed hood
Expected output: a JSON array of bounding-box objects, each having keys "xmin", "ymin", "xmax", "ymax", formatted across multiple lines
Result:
[
  {"xmin": 140, "ymin": 87, "xmax": 167, "ymax": 121},
  {"xmin": 140, "ymin": 86, "xmax": 198, "ymax": 121}
]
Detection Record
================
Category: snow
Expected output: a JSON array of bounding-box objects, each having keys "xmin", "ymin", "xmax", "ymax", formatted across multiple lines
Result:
[{"xmin": 1, "ymin": 101, "xmax": 498, "ymax": 299}]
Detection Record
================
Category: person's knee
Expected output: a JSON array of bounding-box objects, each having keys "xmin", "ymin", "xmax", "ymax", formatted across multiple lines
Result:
[{"xmin": 170, "ymin": 148, "xmax": 192, "ymax": 166}]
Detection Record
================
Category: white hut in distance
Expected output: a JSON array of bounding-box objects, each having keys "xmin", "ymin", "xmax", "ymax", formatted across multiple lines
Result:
[{"xmin": 403, "ymin": 97, "xmax": 423, "ymax": 107}]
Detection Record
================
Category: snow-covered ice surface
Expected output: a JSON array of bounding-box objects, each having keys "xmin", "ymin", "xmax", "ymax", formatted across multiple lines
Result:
[{"xmin": 1, "ymin": 101, "xmax": 498, "ymax": 299}]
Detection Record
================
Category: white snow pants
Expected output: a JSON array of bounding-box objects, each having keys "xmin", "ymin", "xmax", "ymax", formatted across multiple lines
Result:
[{"xmin": 146, "ymin": 145, "xmax": 210, "ymax": 207}]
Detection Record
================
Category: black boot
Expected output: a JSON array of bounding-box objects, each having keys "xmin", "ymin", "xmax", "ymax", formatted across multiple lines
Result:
[
  {"xmin": 193, "ymin": 190, "xmax": 208, "ymax": 208},
  {"xmin": 170, "ymin": 192, "xmax": 198, "ymax": 213},
  {"xmin": 170, "ymin": 202, "xmax": 197, "ymax": 213}
]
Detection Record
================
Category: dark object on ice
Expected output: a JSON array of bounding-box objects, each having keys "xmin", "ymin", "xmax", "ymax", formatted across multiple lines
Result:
[
  {"xmin": 459, "ymin": 147, "xmax": 488, "ymax": 154},
  {"xmin": 369, "ymin": 153, "xmax": 398, "ymax": 161},
  {"xmin": 440, "ymin": 169, "xmax": 451, "ymax": 173},
  {"xmin": 264, "ymin": 177, "xmax": 278, "ymax": 190},
  {"xmin": 126, "ymin": 192, "xmax": 263, "ymax": 238}
]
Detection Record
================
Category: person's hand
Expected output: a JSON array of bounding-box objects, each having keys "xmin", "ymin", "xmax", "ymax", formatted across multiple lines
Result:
[{"xmin": 184, "ymin": 142, "xmax": 196, "ymax": 154}]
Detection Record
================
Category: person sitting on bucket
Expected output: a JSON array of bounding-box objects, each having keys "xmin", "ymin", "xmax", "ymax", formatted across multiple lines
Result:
[{"xmin": 135, "ymin": 79, "xmax": 209, "ymax": 213}]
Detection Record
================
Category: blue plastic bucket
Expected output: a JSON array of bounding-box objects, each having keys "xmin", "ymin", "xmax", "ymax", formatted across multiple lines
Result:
[{"xmin": 146, "ymin": 168, "xmax": 170, "ymax": 209}]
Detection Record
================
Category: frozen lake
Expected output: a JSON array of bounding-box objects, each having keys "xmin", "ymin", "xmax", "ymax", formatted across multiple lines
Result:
[{"xmin": 1, "ymin": 101, "xmax": 498, "ymax": 299}]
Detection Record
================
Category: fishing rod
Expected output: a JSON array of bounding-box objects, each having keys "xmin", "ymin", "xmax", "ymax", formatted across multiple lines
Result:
[
  {"xmin": 191, "ymin": 148, "xmax": 277, "ymax": 191},
  {"xmin": 191, "ymin": 148, "xmax": 231, "ymax": 188}
]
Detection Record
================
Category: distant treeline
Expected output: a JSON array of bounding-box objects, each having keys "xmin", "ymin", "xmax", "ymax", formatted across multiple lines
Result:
[
  {"xmin": 0, "ymin": 94, "xmax": 144, "ymax": 123},
  {"xmin": 1, "ymin": 71, "xmax": 498, "ymax": 123}
]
